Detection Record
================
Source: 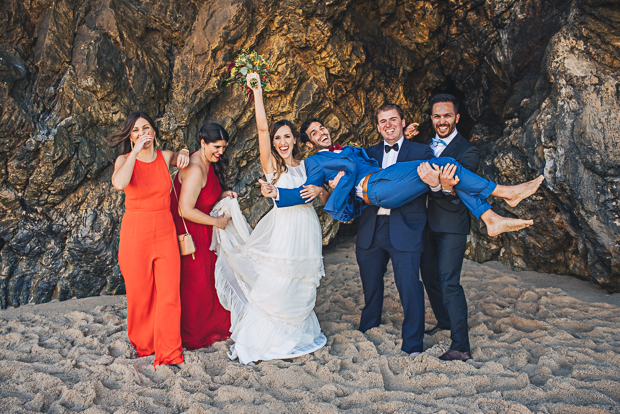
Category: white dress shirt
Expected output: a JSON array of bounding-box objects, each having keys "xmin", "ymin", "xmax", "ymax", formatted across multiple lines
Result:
[
  {"xmin": 432, "ymin": 128, "xmax": 458, "ymax": 157},
  {"xmin": 375, "ymin": 136, "xmax": 405, "ymax": 215}
]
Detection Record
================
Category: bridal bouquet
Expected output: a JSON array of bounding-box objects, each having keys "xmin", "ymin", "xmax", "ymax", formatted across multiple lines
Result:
[{"xmin": 226, "ymin": 49, "xmax": 273, "ymax": 100}]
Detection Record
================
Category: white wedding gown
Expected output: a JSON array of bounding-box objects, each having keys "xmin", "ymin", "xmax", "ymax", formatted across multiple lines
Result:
[{"xmin": 210, "ymin": 162, "xmax": 327, "ymax": 364}]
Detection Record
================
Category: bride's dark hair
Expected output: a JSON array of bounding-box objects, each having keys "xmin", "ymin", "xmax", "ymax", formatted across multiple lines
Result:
[
  {"xmin": 197, "ymin": 123, "xmax": 230, "ymax": 190},
  {"xmin": 269, "ymin": 120, "xmax": 300, "ymax": 184}
]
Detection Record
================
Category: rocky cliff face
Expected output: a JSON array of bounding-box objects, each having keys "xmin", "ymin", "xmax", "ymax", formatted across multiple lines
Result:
[{"xmin": 1, "ymin": 0, "xmax": 618, "ymax": 307}]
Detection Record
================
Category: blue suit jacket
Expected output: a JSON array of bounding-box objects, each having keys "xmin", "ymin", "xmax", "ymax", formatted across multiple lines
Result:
[
  {"xmin": 356, "ymin": 139, "xmax": 434, "ymax": 252},
  {"xmin": 276, "ymin": 147, "xmax": 381, "ymax": 221}
]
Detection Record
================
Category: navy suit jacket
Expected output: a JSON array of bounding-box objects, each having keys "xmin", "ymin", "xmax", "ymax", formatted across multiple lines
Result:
[
  {"xmin": 356, "ymin": 138, "xmax": 434, "ymax": 252},
  {"xmin": 275, "ymin": 147, "xmax": 381, "ymax": 221},
  {"xmin": 427, "ymin": 133, "xmax": 480, "ymax": 234}
]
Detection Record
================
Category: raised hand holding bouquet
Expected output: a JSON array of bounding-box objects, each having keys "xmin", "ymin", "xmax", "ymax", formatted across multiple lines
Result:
[{"xmin": 226, "ymin": 50, "xmax": 273, "ymax": 101}]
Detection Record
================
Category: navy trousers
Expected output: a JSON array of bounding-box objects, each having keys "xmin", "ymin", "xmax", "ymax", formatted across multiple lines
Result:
[
  {"xmin": 420, "ymin": 228, "xmax": 471, "ymax": 352},
  {"xmin": 366, "ymin": 157, "xmax": 496, "ymax": 218},
  {"xmin": 356, "ymin": 216, "xmax": 424, "ymax": 354}
]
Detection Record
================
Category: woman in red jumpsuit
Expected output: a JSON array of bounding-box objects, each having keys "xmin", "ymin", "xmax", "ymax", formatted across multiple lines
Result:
[{"xmin": 109, "ymin": 111, "xmax": 189, "ymax": 368}]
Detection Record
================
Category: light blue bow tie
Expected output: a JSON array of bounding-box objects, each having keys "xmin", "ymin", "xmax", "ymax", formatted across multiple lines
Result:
[{"xmin": 432, "ymin": 138, "xmax": 448, "ymax": 147}]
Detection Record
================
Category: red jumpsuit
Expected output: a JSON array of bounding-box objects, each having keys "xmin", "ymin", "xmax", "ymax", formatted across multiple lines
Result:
[{"xmin": 118, "ymin": 150, "xmax": 184, "ymax": 367}]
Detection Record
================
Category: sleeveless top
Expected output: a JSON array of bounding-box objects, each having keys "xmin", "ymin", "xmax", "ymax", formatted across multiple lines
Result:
[
  {"xmin": 170, "ymin": 163, "xmax": 222, "ymax": 216},
  {"xmin": 124, "ymin": 150, "xmax": 171, "ymax": 212}
]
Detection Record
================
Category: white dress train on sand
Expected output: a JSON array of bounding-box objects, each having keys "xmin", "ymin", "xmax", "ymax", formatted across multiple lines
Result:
[{"xmin": 210, "ymin": 162, "xmax": 327, "ymax": 364}]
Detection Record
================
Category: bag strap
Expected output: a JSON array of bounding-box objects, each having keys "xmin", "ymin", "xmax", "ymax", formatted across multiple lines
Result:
[{"xmin": 170, "ymin": 171, "xmax": 192, "ymax": 236}]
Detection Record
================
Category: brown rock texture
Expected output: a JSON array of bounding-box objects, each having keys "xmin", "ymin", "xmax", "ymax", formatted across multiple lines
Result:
[{"xmin": 0, "ymin": 0, "xmax": 618, "ymax": 307}]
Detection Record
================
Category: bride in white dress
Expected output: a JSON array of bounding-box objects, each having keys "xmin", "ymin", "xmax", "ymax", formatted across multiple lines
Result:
[{"xmin": 209, "ymin": 73, "xmax": 330, "ymax": 364}]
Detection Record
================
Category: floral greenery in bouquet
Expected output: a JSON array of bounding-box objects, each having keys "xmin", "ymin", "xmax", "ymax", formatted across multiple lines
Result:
[{"xmin": 226, "ymin": 49, "xmax": 273, "ymax": 101}]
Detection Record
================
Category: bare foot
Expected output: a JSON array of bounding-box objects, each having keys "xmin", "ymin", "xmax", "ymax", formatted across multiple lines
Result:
[
  {"xmin": 481, "ymin": 209, "xmax": 534, "ymax": 236},
  {"xmin": 486, "ymin": 217, "xmax": 533, "ymax": 237},
  {"xmin": 492, "ymin": 175, "xmax": 544, "ymax": 207}
]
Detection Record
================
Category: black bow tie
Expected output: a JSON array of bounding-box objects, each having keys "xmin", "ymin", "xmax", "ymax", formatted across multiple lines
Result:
[{"xmin": 385, "ymin": 143, "xmax": 399, "ymax": 153}]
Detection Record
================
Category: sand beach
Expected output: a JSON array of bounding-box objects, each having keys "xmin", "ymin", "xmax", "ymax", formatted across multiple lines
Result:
[{"xmin": 1, "ymin": 238, "xmax": 619, "ymax": 413}]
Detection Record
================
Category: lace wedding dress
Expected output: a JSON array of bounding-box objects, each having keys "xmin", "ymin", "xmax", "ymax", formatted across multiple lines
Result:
[{"xmin": 210, "ymin": 162, "xmax": 327, "ymax": 364}]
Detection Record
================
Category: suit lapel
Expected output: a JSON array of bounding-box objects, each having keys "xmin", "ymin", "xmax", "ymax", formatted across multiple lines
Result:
[
  {"xmin": 439, "ymin": 133, "xmax": 462, "ymax": 159},
  {"xmin": 396, "ymin": 138, "xmax": 410, "ymax": 163},
  {"xmin": 367, "ymin": 143, "xmax": 384, "ymax": 165},
  {"xmin": 376, "ymin": 144, "xmax": 385, "ymax": 165}
]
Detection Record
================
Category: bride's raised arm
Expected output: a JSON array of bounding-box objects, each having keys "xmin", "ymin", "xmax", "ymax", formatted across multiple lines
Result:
[{"xmin": 247, "ymin": 73, "xmax": 273, "ymax": 175}]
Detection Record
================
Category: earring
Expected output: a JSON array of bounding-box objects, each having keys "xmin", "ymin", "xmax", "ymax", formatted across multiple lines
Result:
[
  {"xmin": 130, "ymin": 140, "xmax": 134, "ymax": 150},
  {"xmin": 154, "ymin": 136, "xmax": 158, "ymax": 148}
]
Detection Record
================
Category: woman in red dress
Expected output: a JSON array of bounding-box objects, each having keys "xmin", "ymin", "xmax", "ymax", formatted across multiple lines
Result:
[
  {"xmin": 170, "ymin": 123, "xmax": 235, "ymax": 349},
  {"xmin": 109, "ymin": 111, "xmax": 189, "ymax": 368}
]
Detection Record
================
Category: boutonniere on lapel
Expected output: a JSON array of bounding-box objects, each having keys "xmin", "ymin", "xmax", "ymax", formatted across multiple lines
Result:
[{"xmin": 346, "ymin": 141, "xmax": 363, "ymax": 148}]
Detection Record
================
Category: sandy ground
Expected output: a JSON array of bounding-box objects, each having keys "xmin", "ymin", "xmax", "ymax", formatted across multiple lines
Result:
[{"xmin": 1, "ymin": 238, "xmax": 619, "ymax": 413}]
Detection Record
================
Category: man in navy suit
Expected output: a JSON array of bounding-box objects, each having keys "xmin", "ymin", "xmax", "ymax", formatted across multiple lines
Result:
[
  {"xmin": 355, "ymin": 104, "xmax": 434, "ymax": 357},
  {"xmin": 418, "ymin": 94, "xmax": 479, "ymax": 362}
]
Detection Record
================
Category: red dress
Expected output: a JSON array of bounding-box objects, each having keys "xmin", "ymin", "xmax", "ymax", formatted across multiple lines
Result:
[{"xmin": 170, "ymin": 165, "xmax": 231, "ymax": 350}]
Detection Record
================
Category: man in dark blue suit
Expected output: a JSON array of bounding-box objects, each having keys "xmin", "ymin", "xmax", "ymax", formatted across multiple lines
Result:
[
  {"xmin": 418, "ymin": 94, "xmax": 479, "ymax": 362},
  {"xmin": 355, "ymin": 104, "xmax": 434, "ymax": 357}
]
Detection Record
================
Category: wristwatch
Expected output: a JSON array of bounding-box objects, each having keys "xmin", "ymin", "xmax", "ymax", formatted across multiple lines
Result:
[{"xmin": 441, "ymin": 188, "xmax": 453, "ymax": 195}]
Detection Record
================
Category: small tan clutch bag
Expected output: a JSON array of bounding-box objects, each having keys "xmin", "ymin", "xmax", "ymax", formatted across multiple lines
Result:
[{"xmin": 178, "ymin": 233, "xmax": 196, "ymax": 258}]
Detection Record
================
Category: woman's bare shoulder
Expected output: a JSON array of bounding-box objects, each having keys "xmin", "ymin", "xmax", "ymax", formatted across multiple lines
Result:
[{"xmin": 178, "ymin": 162, "xmax": 206, "ymax": 182}]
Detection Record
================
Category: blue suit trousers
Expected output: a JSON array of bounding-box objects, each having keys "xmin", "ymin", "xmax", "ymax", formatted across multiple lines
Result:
[
  {"xmin": 367, "ymin": 157, "xmax": 496, "ymax": 218},
  {"xmin": 356, "ymin": 216, "xmax": 424, "ymax": 354}
]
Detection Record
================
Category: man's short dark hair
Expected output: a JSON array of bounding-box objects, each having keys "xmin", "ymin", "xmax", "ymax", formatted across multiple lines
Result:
[
  {"xmin": 430, "ymin": 94, "xmax": 459, "ymax": 114},
  {"xmin": 376, "ymin": 103, "xmax": 405, "ymax": 122},
  {"xmin": 299, "ymin": 117, "xmax": 323, "ymax": 144}
]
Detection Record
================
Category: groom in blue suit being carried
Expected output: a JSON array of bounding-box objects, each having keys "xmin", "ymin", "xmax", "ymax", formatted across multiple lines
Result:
[{"xmin": 259, "ymin": 118, "xmax": 544, "ymax": 238}]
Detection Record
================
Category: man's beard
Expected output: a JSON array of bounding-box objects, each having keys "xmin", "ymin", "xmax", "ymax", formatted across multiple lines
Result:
[
  {"xmin": 312, "ymin": 136, "xmax": 331, "ymax": 151},
  {"xmin": 436, "ymin": 124, "xmax": 454, "ymax": 138}
]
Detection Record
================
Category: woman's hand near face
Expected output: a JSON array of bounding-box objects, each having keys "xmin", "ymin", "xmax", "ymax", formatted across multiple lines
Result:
[
  {"xmin": 132, "ymin": 133, "xmax": 153, "ymax": 154},
  {"xmin": 112, "ymin": 137, "xmax": 154, "ymax": 191}
]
